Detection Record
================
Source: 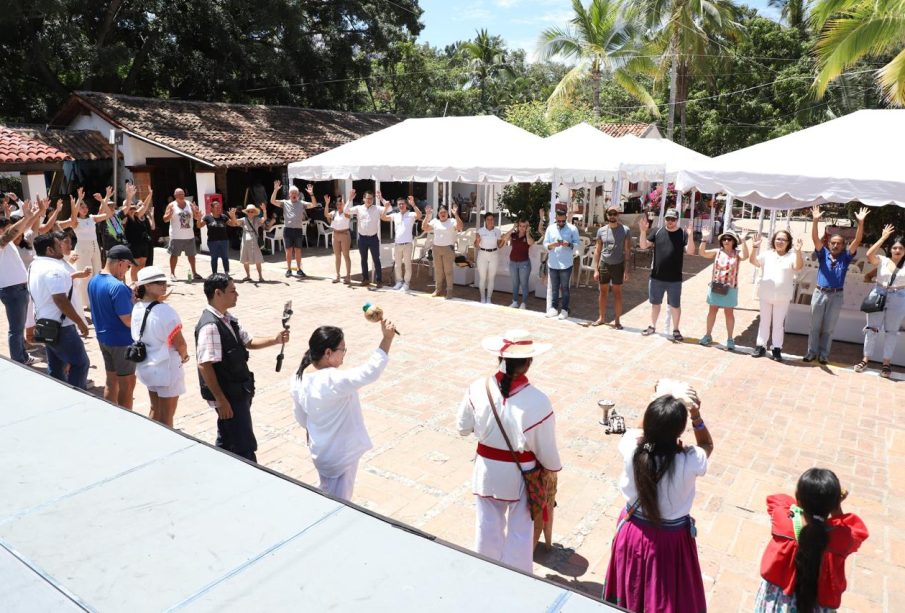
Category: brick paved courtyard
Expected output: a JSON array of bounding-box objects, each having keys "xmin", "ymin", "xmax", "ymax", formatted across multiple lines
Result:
[{"xmin": 5, "ymin": 236, "xmax": 903, "ymax": 612}]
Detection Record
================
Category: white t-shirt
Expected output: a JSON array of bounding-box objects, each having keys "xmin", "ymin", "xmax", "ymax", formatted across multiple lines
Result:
[
  {"xmin": 429, "ymin": 218, "xmax": 457, "ymax": 247},
  {"xmin": 477, "ymin": 226, "xmax": 502, "ymax": 250},
  {"xmin": 330, "ymin": 210, "xmax": 350, "ymax": 231},
  {"xmin": 18, "ymin": 230, "xmax": 35, "ymax": 268},
  {"xmin": 875, "ymin": 255, "xmax": 905, "ymax": 289},
  {"xmin": 757, "ymin": 249, "xmax": 798, "ymax": 303},
  {"xmin": 131, "ymin": 300, "xmax": 184, "ymax": 389},
  {"xmin": 74, "ymin": 217, "xmax": 97, "ymax": 243},
  {"xmin": 391, "ymin": 211, "xmax": 417, "ymax": 244},
  {"xmin": 290, "ymin": 348, "xmax": 389, "ymax": 478},
  {"xmin": 168, "ymin": 203, "xmax": 196, "ymax": 240},
  {"xmin": 617, "ymin": 428, "xmax": 708, "ymax": 520},
  {"xmin": 61, "ymin": 259, "xmax": 84, "ymax": 313},
  {"xmin": 27, "ymin": 256, "xmax": 75, "ymax": 327},
  {"xmin": 349, "ymin": 205, "xmax": 381, "ymax": 236},
  {"xmin": 0, "ymin": 242, "xmax": 27, "ymax": 288}
]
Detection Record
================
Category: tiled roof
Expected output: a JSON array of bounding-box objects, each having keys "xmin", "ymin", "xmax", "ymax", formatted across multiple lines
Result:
[
  {"xmin": 597, "ymin": 122, "xmax": 657, "ymax": 138},
  {"xmin": 53, "ymin": 92, "xmax": 402, "ymax": 168},
  {"xmin": 0, "ymin": 126, "xmax": 70, "ymax": 164},
  {"xmin": 31, "ymin": 129, "xmax": 115, "ymax": 161}
]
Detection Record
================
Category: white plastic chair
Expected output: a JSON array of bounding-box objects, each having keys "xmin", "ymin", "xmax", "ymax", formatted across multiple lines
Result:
[
  {"xmin": 299, "ymin": 220, "xmax": 310, "ymax": 247},
  {"xmin": 315, "ymin": 220, "xmax": 333, "ymax": 248},
  {"xmin": 264, "ymin": 224, "xmax": 285, "ymax": 253}
]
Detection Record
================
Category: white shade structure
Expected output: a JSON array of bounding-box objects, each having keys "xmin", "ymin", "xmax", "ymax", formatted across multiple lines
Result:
[
  {"xmin": 288, "ymin": 115, "xmax": 556, "ymax": 184},
  {"xmin": 675, "ymin": 109, "xmax": 905, "ymax": 210},
  {"xmin": 614, "ymin": 135, "xmax": 712, "ymax": 182},
  {"xmin": 544, "ymin": 122, "xmax": 619, "ymax": 183}
]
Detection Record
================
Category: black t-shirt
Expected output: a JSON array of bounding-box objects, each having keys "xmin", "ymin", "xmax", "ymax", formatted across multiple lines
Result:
[
  {"xmin": 647, "ymin": 227, "xmax": 687, "ymax": 282},
  {"xmin": 203, "ymin": 214, "xmax": 230, "ymax": 242}
]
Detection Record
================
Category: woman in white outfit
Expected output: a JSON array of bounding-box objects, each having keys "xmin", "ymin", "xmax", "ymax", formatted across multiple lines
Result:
[
  {"xmin": 131, "ymin": 266, "xmax": 189, "ymax": 427},
  {"xmin": 855, "ymin": 226, "xmax": 905, "ymax": 378},
  {"xmin": 749, "ymin": 230, "xmax": 803, "ymax": 361},
  {"xmin": 291, "ymin": 319, "xmax": 397, "ymax": 501},
  {"xmin": 456, "ymin": 329, "xmax": 562, "ymax": 573},
  {"xmin": 61, "ymin": 188, "xmax": 112, "ymax": 313},
  {"xmin": 475, "ymin": 213, "xmax": 503, "ymax": 304}
]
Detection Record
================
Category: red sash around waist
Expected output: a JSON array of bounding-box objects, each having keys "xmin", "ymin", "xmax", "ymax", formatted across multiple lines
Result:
[{"xmin": 477, "ymin": 442, "xmax": 536, "ymax": 463}]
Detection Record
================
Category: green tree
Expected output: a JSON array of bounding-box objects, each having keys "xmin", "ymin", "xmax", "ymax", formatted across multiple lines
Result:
[
  {"xmin": 811, "ymin": 0, "xmax": 905, "ymax": 106},
  {"xmin": 638, "ymin": 0, "xmax": 745, "ymax": 143},
  {"xmin": 458, "ymin": 29, "xmax": 515, "ymax": 112},
  {"xmin": 538, "ymin": 0, "xmax": 659, "ymax": 119},
  {"xmin": 768, "ymin": 0, "xmax": 809, "ymax": 31},
  {"xmin": 503, "ymin": 100, "xmax": 598, "ymax": 136}
]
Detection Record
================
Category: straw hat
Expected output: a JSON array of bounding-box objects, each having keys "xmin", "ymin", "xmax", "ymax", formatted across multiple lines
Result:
[
  {"xmin": 136, "ymin": 266, "xmax": 167, "ymax": 286},
  {"xmin": 243, "ymin": 204, "xmax": 260, "ymax": 217},
  {"xmin": 481, "ymin": 329, "xmax": 552, "ymax": 358}
]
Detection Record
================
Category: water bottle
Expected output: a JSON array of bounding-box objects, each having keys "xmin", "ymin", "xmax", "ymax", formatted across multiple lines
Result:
[{"xmin": 187, "ymin": 270, "xmax": 192, "ymax": 283}]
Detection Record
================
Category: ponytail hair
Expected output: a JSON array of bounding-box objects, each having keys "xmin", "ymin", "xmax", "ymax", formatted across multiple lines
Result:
[
  {"xmin": 794, "ymin": 468, "xmax": 841, "ymax": 613},
  {"xmin": 631, "ymin": 395, "xmax": 687, "ymax": 524},
  {"xmin": 496, "ymin": 357, "xmax": 532, "ymax": 397},
  {"xmin": 296, "ymin": 326, "xmax": 344, "ymax": 380}
]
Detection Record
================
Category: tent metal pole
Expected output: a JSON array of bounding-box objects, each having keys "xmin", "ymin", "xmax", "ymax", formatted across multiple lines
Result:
[
  {"xmin": 723, "ymin": 193, "xmax": 733, "ymax": 232},
  {"xmin": 657, "ymin": 171, "xmax": 668, "ymax": 226},
  {"xmin": 752, "ymin": 207, "xmax": 766, "ymax": 282},
  {"xmin": 689, "ymin": 189, "xmax": 697, "ymax": 236}
]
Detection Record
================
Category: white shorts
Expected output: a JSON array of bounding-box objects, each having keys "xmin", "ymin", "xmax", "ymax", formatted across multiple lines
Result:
[{"xmin": 146, "ymin": 377, "xmax": 186, "ymax": 399}]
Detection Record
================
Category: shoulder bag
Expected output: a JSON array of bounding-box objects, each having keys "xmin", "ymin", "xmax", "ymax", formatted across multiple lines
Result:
[
  {"xmin": 484, "ymin": 377, "xmax": 549, "ymax": 522},
  {"xmin": 125, "ymin": 301, "xmax": 159, "ymax": 362},
  {"xmin": 861, "ymin": 262, "xmax": 902, "ymax": 313},
  {"xmin": 30, "ymin": 271, "xmax": 73, "ymax": 346}
]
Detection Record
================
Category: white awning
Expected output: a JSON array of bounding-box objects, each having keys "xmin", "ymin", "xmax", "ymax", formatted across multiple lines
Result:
[{"xmin": 675, "ymin": 109, "xmax": 905, "ymax": 210}]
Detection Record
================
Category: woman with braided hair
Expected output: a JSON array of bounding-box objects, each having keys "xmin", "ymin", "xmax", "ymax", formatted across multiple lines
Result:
[
  {"xmin": 756, "ymin": 468, "xmax": 868, "ymax": 612},
  {"xmin": 290, "ymin": 319, "xmax": 396, "ymax": 501},
  {"xmin": 456, "ymin": 329, "xmax": 562, "ymax": 573},
  {"xmin": 603, "ymin": 380, "xmax": 713, "ymax": 612}
]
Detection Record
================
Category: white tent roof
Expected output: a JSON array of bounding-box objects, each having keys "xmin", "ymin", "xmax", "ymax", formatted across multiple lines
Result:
[
  {"xmin": 288, "ymin": 115, "xmax": 557, "ymax": 184},
  {"xmin": 675, "ymin": 109, "xmax": 905, "ymax": 210},
  {"xmin": 544, "ymin": 122, "xmax": 618, "ymax": 184},
  {"xmin": 614, "ymin": 135, "xmax": 711, "ymax": 181}
]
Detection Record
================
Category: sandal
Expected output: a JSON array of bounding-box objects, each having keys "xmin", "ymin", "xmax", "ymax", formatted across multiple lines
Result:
[
  {"xmin": 881, "ymin": 365, "xmax": 892, "ymax": 379},
  {"xmin": 641, "ymin": 325, "xmax": 656, "ymax": 336},
  {"xmin": 853, "ymin": 360, "xmax": 868, "ymax": 373},
  {"xmin": 673, "ymin": 330, "xmax": 684, "ymax": 342},
  {"xmin": 613, "ymin": 322, "xmax": 624, "ymax": 330},
  {"xmin": 590, "ymin": 320, "xmax": 605, "ymax": 327}
]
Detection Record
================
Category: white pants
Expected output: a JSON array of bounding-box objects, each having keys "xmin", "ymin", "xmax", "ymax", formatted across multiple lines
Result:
[
  {"xmin": 74, "ymin": 239, "xmax": 102, "ymax": 312},
  {"xmin": 317, "ymin": 460, "xmax": 359, "ymax": 501},
  {"xmin": 757, "ymin": 299, "xmax": 790, "ymax": 349},
  {"xmin": 393, "ymin": 243, "xmax": 414, "ymax": 284},
  {"xmin": 476, "ymin": 250, "xmax": 499, "ymax": 301},
  {"xmin": 474, "ymin": 492, "xmax": 533, "ymax": 573}
]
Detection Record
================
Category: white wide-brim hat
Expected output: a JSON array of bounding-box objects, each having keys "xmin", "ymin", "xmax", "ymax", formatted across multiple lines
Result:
[
  {"xmin": 481, "ymin": 329, "xmax": 552, "ymax": 358},
  {"xmin": 243, "ymin": 204, "xmax": 260, "ymax": 216},
  {"xmin": 136, "ymin": 266, "xmax": 168, "ymax": 286}
]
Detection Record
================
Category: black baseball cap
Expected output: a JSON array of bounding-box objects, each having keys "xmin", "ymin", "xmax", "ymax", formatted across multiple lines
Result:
[{"xmin": 106, "ymin": 245, "xmax": 138, "ymax": 265}]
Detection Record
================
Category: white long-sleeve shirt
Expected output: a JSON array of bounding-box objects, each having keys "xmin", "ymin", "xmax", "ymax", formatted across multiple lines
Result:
[
  {"xmin": 291, "ymin": 348, "xmax": 389, "ymax": 478},
  {"xmin": 456, "ymin": 375, "xmax": 562, "ymax": 501}
]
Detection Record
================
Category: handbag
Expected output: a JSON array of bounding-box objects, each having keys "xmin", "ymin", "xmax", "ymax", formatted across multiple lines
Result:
[
  {"xmin": 709, "ymin": 281, "xmax": 731, "ymax": 295},
  {"xmin": 32, "ymin": 282, "xmax": 73, "ymax": 346},
  {"xmin": 484, "ymin": 378, "xmax": 549, "ymax": 523},
  {"xmin": 861, "ymin": 264, "xmax": 901, "ymax": 313},
  {"xmin": 125, "ymin": 301, "xmax": 159, "ymax": 362}
]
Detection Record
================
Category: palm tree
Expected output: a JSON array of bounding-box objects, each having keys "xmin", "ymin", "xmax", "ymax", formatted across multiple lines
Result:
[
  {"xmin": 811, "ymin": 0, "xmax": 905, "ymax": 106},
  {"xmin": 537, "ymin": 0, "xmax": 659, "ymax": 119},
  {"xmin": 768, "ymin": 0, "xmax": 809, "ymax": 31},
  {"xmin": 459, "ymin": 30, "xmax": 514, "ymax": 111},
  {"xmin": 639, "ymin": 0, "xmax": 745, "ymax": 143}
]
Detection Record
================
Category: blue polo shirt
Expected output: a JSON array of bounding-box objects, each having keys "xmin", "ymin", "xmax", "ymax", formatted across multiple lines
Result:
[
  {"xmin": 87, "ymin": 272, "xmax": 134, "ymax": 346},
  {"xmin": 814, "ymin": 246, "xmax": 852, "ymax": 289},
  {"xmin": 543, "ymin": 222, "xmax": 581, "ymax": 270}
]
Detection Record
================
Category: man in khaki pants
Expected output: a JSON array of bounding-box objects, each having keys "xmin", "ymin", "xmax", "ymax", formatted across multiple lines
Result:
[
  {"xmin": 381, "ymin": 195, "xmax": 421, "ymax": 291},
  {"xmin": 422, "ymin": 205, "xmax": 463, "ymax": 298}
]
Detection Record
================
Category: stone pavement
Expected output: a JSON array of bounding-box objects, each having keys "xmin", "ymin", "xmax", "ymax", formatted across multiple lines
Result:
[{"xmin": 5, "ymin": 239, "xmax": 903, "ymax": 612}]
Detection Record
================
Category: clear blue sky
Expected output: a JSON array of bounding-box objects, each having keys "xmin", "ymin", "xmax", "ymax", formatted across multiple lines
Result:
[{"xmin": 417, "ymin": 0, "xmax": 780, "ymax": 59}]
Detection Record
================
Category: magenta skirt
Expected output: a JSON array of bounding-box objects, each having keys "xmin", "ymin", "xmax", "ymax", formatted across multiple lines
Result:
[{"xmin": 603, "ymin": 510, "xmax": 707, "ymax": 613}]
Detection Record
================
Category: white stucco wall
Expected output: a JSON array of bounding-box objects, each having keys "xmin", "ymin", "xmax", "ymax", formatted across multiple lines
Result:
[{"xmin": 67, "ymin": 113, "xmax": 180, "ymax": 167}]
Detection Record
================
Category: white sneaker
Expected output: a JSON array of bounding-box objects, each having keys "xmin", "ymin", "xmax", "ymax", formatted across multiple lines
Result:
[
  {"xmin": 509, "ymin": 301, "xmax": 519, "ymax": 308},
  {"xmin": 558, "ymin": 310, "xmax": 569, "ymax": 320},
  {"xmin": 546, "ymin": 308, "xmax": 558, "ymax": 318},
  {"xmin": 401, "ymin": 283, "xmax": 410, "ymax": 292},
  {"xmin": 519, "ymin": 303, "xmax": 526, "ymax": 310},
  {"xmin": 393, "ymin": 281, "xmax": 404, "ymax": 290}
]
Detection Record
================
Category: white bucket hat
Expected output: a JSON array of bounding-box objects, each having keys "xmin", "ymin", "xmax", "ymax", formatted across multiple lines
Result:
[
  {"xmin": 136, "ymin": 266, "xmax": 168, "ymax": 286},
  {"xmin": 481, "ymin": 329, "xmax": 552, "ymax": 358},
  {"xmin": 242, "ymin": 204, "xmax": 260, "ymax": 216}
]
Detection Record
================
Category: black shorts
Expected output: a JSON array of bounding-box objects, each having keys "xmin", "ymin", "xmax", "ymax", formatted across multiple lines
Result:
[
  {"xmin": 284, "ymin": 227, "xmax": 306, "ymax": 249},
  {"xmin": 598, "ymin": 261, "xmax": 625, "ymax": 285}
]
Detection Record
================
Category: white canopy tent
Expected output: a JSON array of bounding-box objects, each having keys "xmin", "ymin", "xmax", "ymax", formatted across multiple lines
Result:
[{"xmin": 675, "ymin": 109, "xmax": 905, "ymax": 210}]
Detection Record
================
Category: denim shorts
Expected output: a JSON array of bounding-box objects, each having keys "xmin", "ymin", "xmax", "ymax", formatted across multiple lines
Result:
[{"xmin": 649, "ymin": 278, "xmax": 682, "ymax": 308}]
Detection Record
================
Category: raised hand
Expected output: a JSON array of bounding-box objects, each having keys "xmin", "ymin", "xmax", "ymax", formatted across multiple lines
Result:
[
  {"xmin": 794, "ymin": 238, "xmax": 803, "ymax": 251},
  {"xmin": 273, "ymin": 179, "xmax": 282, "ymax": 191},
  {"xmin": 407, "ymin": 195, "xmax": 415, "ymax": 206},
  {"xmin": 305, "ymin": 183, "xmax": 314, "ymax": 196},
  {"xmin": 105, "ymin": 186, "xmax": 114, "ymax": 198},
  {"xmin": 451, "ymin": 205, "xmax": 459, "ymax": 216},
  {"xmin": 752, "ymin": 235, "xmax": 762, "ymax": 249},
  {"xmin": 93, "ymin": 192, "xmax": 103, "ymax": 202},
  {"xmin": 324, "ymin": 194, "xmax": 332, "ymax": 205},
  {"xmin": 76, "ymin": 187, "xmax": 84, "ymax": 201},
  {"xmin": 811, "ymin": 204, "xmax": 823, "ymax": 221},
  {"xmin": 55, "ymin": 198, "xmax": 63, "ymax": 209},
  {"xmin": 349, "ymin": 188, "xmax": 357, "ymax": 201},
  {"xmin": 855, "ymin": 207, "xmax": 869, "ymax": 222},
  {"xmin": 638, "ymin": 215, "xmax": 650, "ymax": 232},
  {"xmin": 881, "ymin": 223, "xmax": 896, "ymax": 238},
  {"xmin": 228, "ymin": 208, "xmax": 237, "ymax": 220}
]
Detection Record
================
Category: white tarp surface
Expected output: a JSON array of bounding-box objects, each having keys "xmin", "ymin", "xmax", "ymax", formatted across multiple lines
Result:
[
  {"xmin": 0, "ymin": 359, "xmax": 615, "ymax": 612},
  {"xmin": 675, "ymin": 109, "xmax": 905, "ymax": 210}
]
